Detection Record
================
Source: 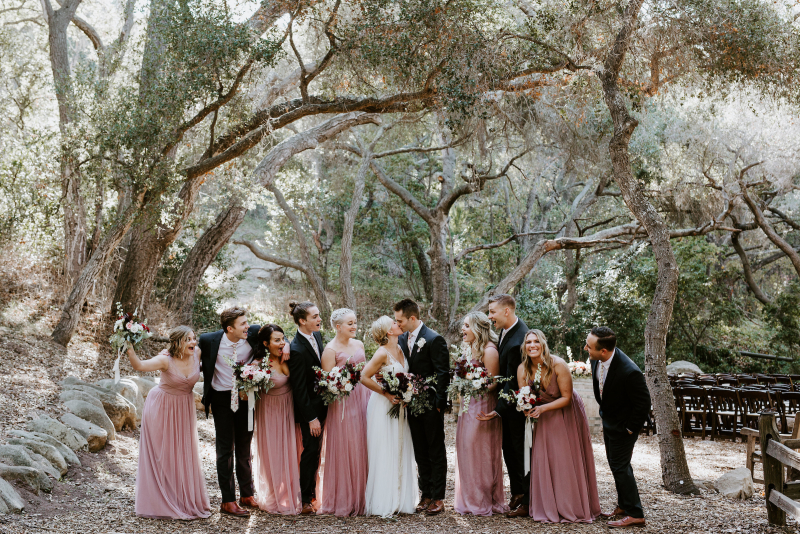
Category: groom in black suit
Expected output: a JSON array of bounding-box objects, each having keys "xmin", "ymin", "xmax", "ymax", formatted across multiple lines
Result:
[
  {"xmin": 587, "ymin": 326, "xmax": 651, "ymax": 529},
  {"xmin": 285, "ymin": 301, "xmax": 326, "ymax": 515},
  {"xmin": 395, "ymin": 298, "xmax": 451, "ymax": 515}
]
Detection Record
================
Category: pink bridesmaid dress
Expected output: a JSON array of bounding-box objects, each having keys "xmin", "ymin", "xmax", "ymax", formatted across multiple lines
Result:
[
  {"xmin": 528, "ymin": 376, "xmax": 601, "ymax": 522},
  {"xmin": 135, "ymin": 349, "xmax": 210, "ymax": 519},
  {"xmin": 454, "ymin": 348, "xmax": 509, "ymax": 516},
  {"xmin": 253, "ymin": 369, "xmax": 302, "ymax": 514},
  {"xmin": 316, "ymin": 349, "xmax": 369, "ymax": 516}
]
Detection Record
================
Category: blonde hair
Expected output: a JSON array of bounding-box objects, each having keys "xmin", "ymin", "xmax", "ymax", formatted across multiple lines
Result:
[
  {"xmin": 168, "ymin": 326, "xmax": 195, "ymax": 359},
  {"xmin": 330, "ymin": 308, "xmax": 356, "ymax": 331},
  {"xmin": 521, "ymin": 329, "xmax": 554, "ymax": 389},
  {"xmin": 463, "ymin": 311, "xmax": 498, "ymax": 361},
  {"xmin": 370, "ymin": 316, "xmax": 394, "ymax": 346}
]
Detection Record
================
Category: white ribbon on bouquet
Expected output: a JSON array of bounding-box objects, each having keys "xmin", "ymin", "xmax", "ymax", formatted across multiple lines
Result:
[
  {"xmin": 112, "ymin": 347, "xmax": 121, "ymax": 384},
  {"xmin": 523, "ymin": 417, "xmax": 534, "ymax": 475},
  {"xmin": 230, "ymin": 387, "xmax": 257, "ymax": 431}
]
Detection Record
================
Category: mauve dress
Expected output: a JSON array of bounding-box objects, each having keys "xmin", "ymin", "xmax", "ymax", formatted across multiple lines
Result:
[
  {"xmin": 454, "ymin": 348, "xmax": 509, "ymax": 516},
  {"xmin": 528, "ymin": 375, "xmax": 601, "ymax": 523},
  {"xmin": 316, "ymin": 349, "xmax": 370, "ymax": 516},
  {"xmin": 135, "ymin": 348, "xmax": 210, "ymax": 520},
  {"xmin": 253, "ymin": 368, "xmax": 302, "ymax": 514}
]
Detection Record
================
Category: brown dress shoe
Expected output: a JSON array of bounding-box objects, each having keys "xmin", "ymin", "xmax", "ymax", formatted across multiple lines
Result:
[
  {"xmin": 416, "ymin": 497, "xmax": 432, "ymax": 513},
  {"xmin": 239, "ymin": 496, "xmax": 258, "ymax": 508},
  {"xmin": 220, "ymin": 501, "xmax": 250, "ymax": 517},
  {"xmin": 608, "ymin": 516, "xmax": 646, "ymax": 528},
  {"xmin": 425, "ymin": 500, "xmax": 444, "ymax": 515},
  {"xmin": 507, "ymin": 504, "xmax": 529, "ymax": 518},
  {"xmin": 509, "ymin": 494, "xmax": 525, "ymax": 510},
  {"xmin": 600, "ymin": 506, "xmax": 625, "ymax": 518},
  {"xmin": 300, "ymin": 502, "xmax": 315, "ymax": 515}
]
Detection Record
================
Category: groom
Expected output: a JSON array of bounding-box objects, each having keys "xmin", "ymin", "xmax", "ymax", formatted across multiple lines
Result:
[
  {"xmin": 199, "ymin": 307, "xmax": 260, "ymax": 517},
  {"xmin": 395, "ymin": 298, "xmax": 451, "ymax": 515}
]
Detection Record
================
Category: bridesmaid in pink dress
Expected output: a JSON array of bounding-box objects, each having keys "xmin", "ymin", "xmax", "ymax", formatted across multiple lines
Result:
[
  {"xmin": 252, "ymin": 324, "xmax": 303, "ymax": 514},
  {"xmin": 316, "ymin": 308, "xmax": 369, "ymax": 516},
  {"xmin": 126, "ymin": 326, "xmax": 211, "ymax": 520},
  {"xmin": 453, "ymin": 312, "xmax": 509, "ymax": 516},
  {"xmin": 518, "ymin": 329, "xmax": 601, "ymax": 523}
]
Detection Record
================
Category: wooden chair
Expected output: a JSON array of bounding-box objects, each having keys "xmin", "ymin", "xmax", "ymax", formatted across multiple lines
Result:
[
  {"xmin": 737, "ymin": 375, "xmax": 758, "ymax": 386},
  {"xmin": 673, "ymin": 386, "xmax": 711, "ymax": 439},
  {"xmin": 675, "ymin": 379, "xmax": 696, "ymax": 387},
  {"xmin": 717, "ymin": 376, "xmax": 739, "ymax": 387},
  {"xmin": 739, "ymin": 389, "xmax": 774, "ymax": 430},
  {"xmin": 770, "ymin": 383, "xmax": 792, "ymax": 393},
  {"xmin": 772, "ymin": 375, "xmax": 792, "ymax": 385},
  {"xmin": 757, "ymin": 374, "xmax": 778, "ymax": 385},
  {"xmin": 788, "ymin": 374, "xmax": 800, "ymax": 386},
  {"xmin": 708, "ymin": 387, "xmax": 742, "ymax": 441},
  {"xmin": 775, "ymin": 391, "xmax": 800, "ymax": 434},
  {"xmin": 696, "ymin": 377, "xmax": 718, "ymax": 387}
]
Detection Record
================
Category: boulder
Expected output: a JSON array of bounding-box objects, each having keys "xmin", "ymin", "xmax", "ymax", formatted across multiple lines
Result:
[
  {"xmin": 193, "ymin": 382, "xmax": 204, "ymax": 411},
  {"xmin": 60, "ymin": 414, "xmax": 107, "ymax": 452},
  {"xmin": 0, "ymin": 448, "xmax": 51, "ymax": 492},
  {"xmin": 27, "ymin": 452, "xmax": 60, "ymax": 479},
  {"xmin": 0, "ymin": 462, "xmax": 52, "ymax": 494},
  {"xmin": 63, "ymin": 400, "xmax": 116, "ymax": 440},
  {"xmin": 7, "ymin": 438, "xmax": 68, "ymax": 475},
  {"xmin": 125, "ymin": 376, "xmax": 157, "ymax": 398},
  {"xmin": 63, "ymin": 386, "xmax": 135, "ymax": 431},
  {"xmin": 59, "ymin": 389, "xmax": 104, "ymax": 410},
  {"xmin": 0, "ymin": 477, "xmax": 24, "ymax": 514},
  {"xmin": 96, "ymin": 378, "xmax": 144, "ymax": 420},
  {"xmin": 666, "ymin": 360, "xmax": 703, "ymax": 374},
  {"xmin": 9, "ymin": 430, "xmax": 80, "ymax": 467},
  {"xmin": 714, "ymin": 467, "xmax": 754, "ymax": 499},
  {"xmin": 26, "ymin": 414, "xmax": 88, "ymax": 451}
]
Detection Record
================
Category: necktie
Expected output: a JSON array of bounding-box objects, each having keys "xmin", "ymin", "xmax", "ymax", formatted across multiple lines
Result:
[
  {"xmin": 408, "ymin": 334, "xmax": 415, "ymax": 352},
  {"xmin": 499, "ymin": 329, "xmax": 505, "ymax": 347},
  {"xmin": 599, "ymin": 362, "xmax": 606, "ymax": 398},
  {"xmin": 309, "ymin": 335, "xmax": 320, "ymax": 359}
]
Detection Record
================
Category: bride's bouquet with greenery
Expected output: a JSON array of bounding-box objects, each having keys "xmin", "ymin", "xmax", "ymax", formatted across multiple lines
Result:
[
  {"xmin": 376, "ymin": 369, "xmax": 435, "ymax": 418},
  {"xmin": 313, "ymin": 360, "xmax": 365, "ymax": 405},
  {"xmin": 447, "ymin": 358, "xmax": 508, "ymax": 414}
]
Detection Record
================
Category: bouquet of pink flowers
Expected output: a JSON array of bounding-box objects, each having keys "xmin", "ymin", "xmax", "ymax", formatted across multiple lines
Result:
[
  {"xmin": 447, "ymin": 358, "xmax": 507, "ymax": 414},
  {"xmin": 109, "ymin": 302, "xmax": 152, "ymax": 351},
  {"xmin": 376, "ymin": 369, "xmax": 435, "ymax": 418},
  {"xmin": 498, "ymin": 385, "xmax": 540, "ymax": 416},
  {"xmin": 313, "ymin": 361, "xmax": 365, "ymax": 405},
  {"xmin": 229, "ymin": 358, "xmax": 274, "ymax": 401}
]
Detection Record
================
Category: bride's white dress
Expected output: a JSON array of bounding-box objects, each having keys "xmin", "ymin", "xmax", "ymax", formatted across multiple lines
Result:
[{"xmin": 365, "ymin": 352, "xmax": 418, "ymax": 516}]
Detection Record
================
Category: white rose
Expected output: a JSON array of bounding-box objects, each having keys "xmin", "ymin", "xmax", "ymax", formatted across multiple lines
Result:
[
  {"xmin": 403, "ymin": 392, "xmax": 413, "ymax": 402},
  {"xmin": 319, "ymin": 380, "xmax": 327, "ymax": 387},
  {"xmin": 466, "ymin": 372, "xmax": 474, "ymax": 380},
  {"xmin": 114, "ymin": 319, "xmax": 123, "ymax": 331},
  {"xmin": 520, "ymin": 386, "xmax": 531, "ymax": 395},
  {"xmin": 344, "ymin": 383, "xmax": 353, "ymax": 392},
  {"xmin": 472, "ymin": 379, "xmax": 483, "ymax": 389},
  {"xmin": 328, "ymin": 384, "xmax": 338, "ymax": 393}
]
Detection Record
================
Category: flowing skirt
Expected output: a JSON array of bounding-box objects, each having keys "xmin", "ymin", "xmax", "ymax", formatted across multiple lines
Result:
[
  {"xmin": 135, "ymin": 387, "xmax": 210, "ymax": 520},
  {"xmin": 454, "ymin": 393, "xmax": 509, "ymax": 515}
]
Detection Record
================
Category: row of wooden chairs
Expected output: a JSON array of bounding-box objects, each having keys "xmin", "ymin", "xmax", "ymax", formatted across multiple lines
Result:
[
  {"xmin": 673, "ymin": 386, "xmax": 800, "ymax": 441},
  {"xmin": 669, "ymin": 373, "xmax": 800, "ymax": 388}
]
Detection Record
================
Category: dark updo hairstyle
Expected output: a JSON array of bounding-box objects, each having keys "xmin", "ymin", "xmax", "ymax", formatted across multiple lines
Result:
[
  {"xmin": 289, "ymin": 300, "xmax": 316, "ymax": 325},
  {"xmin": 254, "ymin": 324, "xmax": 285, "ymax": 360}
]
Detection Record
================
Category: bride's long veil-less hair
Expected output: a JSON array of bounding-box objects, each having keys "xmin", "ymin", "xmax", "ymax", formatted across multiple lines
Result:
[
  {"xmin": 521, "ymin": 329, "xmax": 555, "ymax": 388},
  {"xmin": 463, "ymin": 311, "xmax": 498, "ymax": 362}
]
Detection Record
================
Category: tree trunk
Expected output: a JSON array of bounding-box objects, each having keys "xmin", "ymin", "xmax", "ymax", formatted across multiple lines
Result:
[
  {"xmin": 52, "ymin": 193, "xmax": 144, "ymax": 346},
  {"xmin": 731, "ymin": 232, "xmax": 771, "ymax": 305},
  {"xmin": 166, "ymin": 200, "xmax": 247, "ymax": 325},
  {"xmin": 599, "ymin": 0, "xmax": 698, "ymax": 495},
  {"xmin": 396, "ymin": 216, "xmax": 433, "ymax": 301},
  {"xmin": 427, "ymin": 215, "xmax": 451, "ymax": 327},
  {"xmin": 340, "ymin": 154, "xmax": 371, "ymax": 310},
  {"xmin": 561, "ymin": 249, "xmax": 580, "ymax": 322}
]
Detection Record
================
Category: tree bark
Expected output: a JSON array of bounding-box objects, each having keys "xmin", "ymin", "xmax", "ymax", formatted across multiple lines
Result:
[
  {"xmin": 739, "ymin": 184, "xmax": 800, "ymax": 279},
  {"xmin": 731, "ymin": 232, "xmax": 772, "ymax": 305},
  {"xmin": 166, "ymin": 199, "xmax": 248, "ymax": 325},
  {"xmin": 340, "ymin": 152, "xmax": 371, "ymax": 310},
  {"xmin": 598, "ymin": 0, "xmax": 698, "ymax": 495}
]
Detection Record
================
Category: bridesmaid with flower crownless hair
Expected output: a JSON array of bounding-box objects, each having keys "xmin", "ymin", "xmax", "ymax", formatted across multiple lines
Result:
[
  {"xmin": 126, "ymin": 326, "xmax": 210, "ymax": 520},
  {"xmin": 518, "ymin": 329, "xmax": 601, "ymax": 523},
  {"xmin": 251, "ymin": 324, "xmax": 303, "ymax": 515},
  {"xmin": 315, "ymin": 308, "xmax": 369, "ymax": 516},
  {"xmin": 453, "ymin": 312, "xmax": 509, "ymax": 516}
]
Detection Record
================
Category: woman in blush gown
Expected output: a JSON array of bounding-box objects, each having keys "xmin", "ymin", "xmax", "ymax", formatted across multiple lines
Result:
[
  {"xmin": 126, "ymin": 326, "xmax": 210, "ymax": 520},
  {"xmin": 252, "ymin": 323, "xmax": 302, "ymax": 515},
  {"xmin": 315, "ymin": 308, "xmax": 370, "ymax": 516},
  {"xmin": 453, "ymin": 312, "xmax": 509, "ymax": 516},
  {"xmin": 518, "ymin": 329, "xmax": 601, "ymax": 523},
  {"xmin": 360, "ymin": 316, "xmax": 418, "ymax": 517}
]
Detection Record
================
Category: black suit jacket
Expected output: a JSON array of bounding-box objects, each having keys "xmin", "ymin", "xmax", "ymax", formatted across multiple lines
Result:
[
  {"xmin": 591, "ymin": 347, "xmax": 651, "ymax": 434},
  {"xmin": 287, "ymin": 331, "xmax": 327, "ymax": 425},
  {"xmin": 494, "ymin": 318, "xmax": 528, "ymax": 418},
  {"xmin": 198, "ymin": 325, "xmax": 261, "ymax": 417},
  {"xmin": 399, "ymin": 324, "xmax": 451, "ymax": 411}
]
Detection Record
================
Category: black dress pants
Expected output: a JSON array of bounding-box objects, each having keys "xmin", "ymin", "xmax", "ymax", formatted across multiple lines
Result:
[
  {"xmin": 298, "ymin": 417, "xmax": 325, "ymax": 503},
  {"xmin": 603, "ymin": 428, "xmax": 644, "ymax": 518},
  {"xmin": 502, "ymin": 411, "xmax": 529, "ymax": 498},
  {"xmin": 211, "ymin": 389, "xmax": 254, "ymax": 503},
  {"xmin": 408, "ymin": 408, "xmax": 447, "ymax": 500}
]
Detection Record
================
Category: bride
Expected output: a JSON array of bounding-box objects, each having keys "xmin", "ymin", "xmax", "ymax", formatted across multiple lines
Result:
[{"xmin": 360, "ymin": 316, "xmax": 418, "ymax": 516}]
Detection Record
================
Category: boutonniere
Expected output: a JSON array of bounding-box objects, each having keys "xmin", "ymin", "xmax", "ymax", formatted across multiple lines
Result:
[{"xmin": 416, "ymin": 338, "xmax": 426, "ymax": 349}]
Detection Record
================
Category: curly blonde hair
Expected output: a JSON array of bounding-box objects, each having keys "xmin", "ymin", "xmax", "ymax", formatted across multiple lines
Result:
[
  {"xmin": 167, "ymin": 326, "xmax": 195, "ymax": 359},
  {"xmin": 370, "ymin": 316, "xmax": 394, "ymax": 346}
]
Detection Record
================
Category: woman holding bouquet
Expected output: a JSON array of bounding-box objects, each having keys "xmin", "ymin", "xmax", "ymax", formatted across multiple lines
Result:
[
  {"xmin": 453, "ymin": 312, "xmax": 509, "ymax": 516},
  {"xmin": 360, "ymin": 316, "xmax": 418, "ymax": 517},
  {"xmin": 315, "ymin": 308, "xmax": 369, "ymax": 516},
  {"xmin": 126, "ymin": 326, "xmax": 211, "ymax": 520},
  {"xmin": 517, "ymin": 330, "xmax": 600, "ymax": 523},
  {"xmin": 251, "ymin": 324, "xmax": 302, "ymax": 515}
]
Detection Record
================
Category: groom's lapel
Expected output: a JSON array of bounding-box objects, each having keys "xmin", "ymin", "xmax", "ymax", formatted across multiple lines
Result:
[{"xmin": 409, "ymin": 324, "xmax": 428, "ymax": 361}]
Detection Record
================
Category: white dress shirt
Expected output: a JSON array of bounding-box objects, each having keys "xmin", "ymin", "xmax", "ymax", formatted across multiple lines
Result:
[
  {"xmin": 499, "ymin": 317, "xmax": 519, "ymax": 347},
  {"xmin": 211, "ymin": 333, "xmax": 253, "ymax": 392},
  {"xmin": 299, "ymin": 330, "xmax": 320, "ymax": 360},
  {"xmin": 407, "ymin": 322, "xmax": 424, "ymax": 352}
]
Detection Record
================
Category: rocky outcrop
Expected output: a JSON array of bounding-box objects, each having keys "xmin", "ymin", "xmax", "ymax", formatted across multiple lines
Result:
[
  {"xmin": 59, "ymin": 389, "xmax": 104, "ymax": 410},
  {"xmin": 0, "ymin": 463, "xmax": 50, "ymax": 495},
  {"xmin": 26, "ymin": 415, "xmax": 88, "ymax": 451},
  {"xmin": 6, "ymin": 438, "xmax": 68, "ymax": 476},
  {"xmin": 9, "ymin": 431, "xmax": 80, "ymax": 467},
  {"xmin": 666, "ymin": 360, "xmax": 703, "ymax": 374},
  {"xmin": 96, "ymin": 378, "xmax": 144, "ymax": 420},
  {"xmin": 60, "ymin": 414, "xmax": 107, "ymax": 452},
  {"xmin": 0, "ymin": 445, "xmax": 55, "ymax": 488},
  {"xmin": 63, "ymin": 400, "xmax": 116, "ymax": 440},
  {"xmin": 63, "ymin": 386, "xmax": 135, "ymax": 431},
  {"xmin": 125, "ymin": 375, "xmax": 157, "ymax": 399}
]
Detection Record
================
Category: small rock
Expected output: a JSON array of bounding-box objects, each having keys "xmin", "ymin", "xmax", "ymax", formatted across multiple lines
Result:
[
  {"xmin": 26, "ymin": 414, "xmax": 88, "ymax": 451},
  {"xmin": 714, "ymin": 467, "xmax": 754, "ymax": 499},
  {"xmin": 0, "ymin": 477, "xmax": 24, "ymax": 513},
  {"xmin": 0, "ymin": 462, "xmax": 52, "ymax": 494},
  {"xmin": 666, "ymin": 360, "xmax": 703, "ymax": 374},
  {"xmin": 8, "ymin": 430, "xmax": 80, "ymax": 467},
  {"xmin": 63, "ymin": 386, "xmax": 135, "ymax": 431},
  {"xmin": 60, "ymin": 414, "xmax": 107, "ymax": 452},
  {"xmin": 63, "ymin": 400, "xmax": 116, "ymax": 440}
]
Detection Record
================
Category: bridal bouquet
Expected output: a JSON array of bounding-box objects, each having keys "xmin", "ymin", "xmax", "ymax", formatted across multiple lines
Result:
[
  {"xmin": 447, "ymin": 358, "xmax": 506, "ymax": 414},
  {"xmin": 109, "ymin": 302, "xmax": 152, "ymax": 351},
  {"xmin": 376, "ymin": 369, "xmax": 436, "ymax": 418},
  {"xmin": 313, "ymin": 361, "xmax": 365, "ymax": 405}
]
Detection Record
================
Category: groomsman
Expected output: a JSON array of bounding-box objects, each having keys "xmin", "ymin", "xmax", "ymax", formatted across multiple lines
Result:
[
  {"xmin": 285, "ymin": 301, "xmax": 326, "ymax": 515},
  {"xmin": 199, "ymin": 307, "xmax": 260, "ymax": 517},
  {"xmin": 395, "ymin": 299, "xmax": 451, "ymax": 515},
  {"xmin": 586, "ymin": 326, "xmax": 651, "ymax": 529},
  {"xmin": 478, "ymin": 294, "xmax": 529, "ymax": 517}
]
